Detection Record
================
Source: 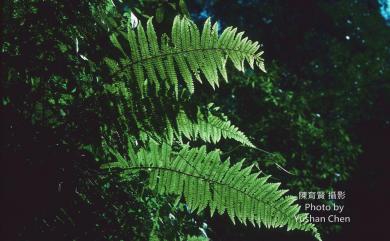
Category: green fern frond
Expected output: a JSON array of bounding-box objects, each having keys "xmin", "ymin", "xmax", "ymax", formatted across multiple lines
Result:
[
  {"xmin": 103, "ymin": 81, "xmax": 253, "ymax": 147},
  {"xmin": 106, "ymin": 16, "xmax": 266, "ymax": 97},
  {"xmin": 102, "ymin": 142, "xmax": 321, "ymax": 240},
  {"xmin": 174, "ymin": 109, "xmax": 255, "ymax": 148}
]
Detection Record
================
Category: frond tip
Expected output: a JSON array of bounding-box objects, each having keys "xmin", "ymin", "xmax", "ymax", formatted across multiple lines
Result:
[
  {"xmin": 174, "ymin": 109, "xmax": 255, "ymax": 148},
  {"xmin": 102, "ymin": 142, "xmax": 321, "ymax": 240},
  {"xmin": 107, "ymin": 16, "xmax": 266, "ymax": 97}
]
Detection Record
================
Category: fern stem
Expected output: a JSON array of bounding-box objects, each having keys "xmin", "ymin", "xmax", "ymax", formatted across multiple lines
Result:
[{"xmin": 110, "ymin": 47, "xmax": 257, "ymax": 78}]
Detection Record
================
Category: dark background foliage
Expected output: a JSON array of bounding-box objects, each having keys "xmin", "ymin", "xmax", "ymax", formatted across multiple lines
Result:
[{"xmin": 1, "ymin": 0, "xmax": 389, "ymax": 241}]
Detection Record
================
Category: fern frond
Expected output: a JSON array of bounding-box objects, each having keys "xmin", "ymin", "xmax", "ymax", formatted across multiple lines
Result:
[
  {"xmin": 102, "ymin": 142, "xmax": 321, "ymax": 240},
  {"xmin": 103, "ymin": 81, "xmax": 254, "ymax": 147},
  {"xmin": 174, "ymin": 109, "xmax": 255, "ymax": 148},
  {"xmin": 107, "ymin": 16, "xmax": 266, "ymax": 97}
]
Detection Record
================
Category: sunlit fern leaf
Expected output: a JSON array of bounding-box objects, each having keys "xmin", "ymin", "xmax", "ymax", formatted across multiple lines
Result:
[
  {"xmin": 173, "ymin": 108, "xmax": 255, "ymax": 148},
  {"xmin": 107, "ymin": 16, "xmax": 266, "ymax": 97},
  {"xmin": 103, "ymin": 80, "xmax": 253, "ymax": 147},
  {"xmin": 101, "ymin": 142, "xmax": 321, "ymax": 241}
]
